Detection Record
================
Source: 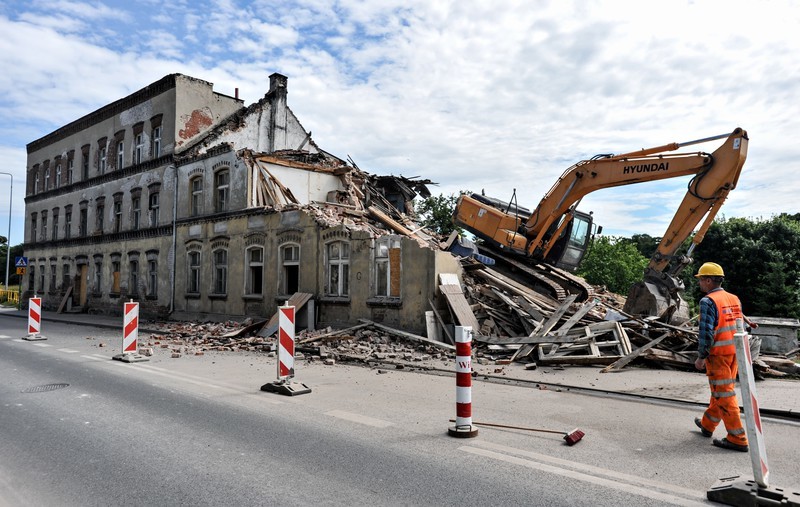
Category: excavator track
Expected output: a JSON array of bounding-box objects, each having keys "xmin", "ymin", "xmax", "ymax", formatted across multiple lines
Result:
[{"xmin": 476, "ymin": 245, "xmax": 594, "ymax": 302}]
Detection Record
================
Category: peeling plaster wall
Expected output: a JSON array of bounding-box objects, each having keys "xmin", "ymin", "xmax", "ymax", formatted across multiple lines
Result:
[{"xmin": 173, "ymin": 75, "xmax": 242, "ymax": 153}]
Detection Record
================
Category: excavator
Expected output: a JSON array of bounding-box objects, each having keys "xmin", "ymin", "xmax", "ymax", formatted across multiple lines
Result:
[{"xmin": 452, "ymin": 127, "xmax": 749, "ymax": 324}]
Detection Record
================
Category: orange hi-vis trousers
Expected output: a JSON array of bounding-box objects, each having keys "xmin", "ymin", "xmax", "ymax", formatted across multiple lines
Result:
[{"xmin": 701, "ymin": 354, "xmax": 748, "ymax": 446}]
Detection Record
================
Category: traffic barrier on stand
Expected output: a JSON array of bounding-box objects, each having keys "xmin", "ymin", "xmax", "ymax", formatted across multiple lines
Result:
[
  {"xmin": 261, "ymin": 305, "xmax": 311, "ymax": 396},
  {"xmin": 707, "ymin": 318, "xmax": 800, "ymax": 506},
  {"xmin": 448, "ymin": 326, "xmax": 478, "ymax": 438},
  {"xmin": 112, "ymin": 301, "xmax": 148, "ymax": 363},
  {"xmin": 23, "ymin": 295, "xmax": 46, "ymax": 341}
]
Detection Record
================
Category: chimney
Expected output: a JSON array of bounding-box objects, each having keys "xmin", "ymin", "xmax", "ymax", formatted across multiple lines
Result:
[
  {"xmin": 235, "ymin": 87, "xmax": 239, "ymax": 100},
  {"xmin": 268, "ymin": 73, "xmax": 288, "ymax": 153}
]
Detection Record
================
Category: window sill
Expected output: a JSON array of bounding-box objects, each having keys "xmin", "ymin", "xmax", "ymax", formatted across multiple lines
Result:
[
  {"xmin": 209, "ymin": 293, "xmax": 227, "ymax": 300},
  {"xmin": 185, "ymin": 293, "xmax": 201, "ymax": 299},
  {"xmin": 366, "ymin": 297, "xmax": 402, "ymax": 308},
  {"xmin": 243, "ymin": 294, "xmax": 264, "ymax": 301},
  {"xmin": 145, "ymin": 294, "xmax": 157, "ymax": 301},
  {"xmin": 109, "ymin": 292, "xmax": 121, "ymax": 299},
  {"xmin": 318, "ymin": 296, "xmax": 351, "ymax": 305}
]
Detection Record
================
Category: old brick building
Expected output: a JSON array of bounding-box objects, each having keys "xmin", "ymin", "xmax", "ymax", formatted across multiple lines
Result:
[{"xmin": 23, "ymin": 72, "xmax": 459, "ymax": 334}]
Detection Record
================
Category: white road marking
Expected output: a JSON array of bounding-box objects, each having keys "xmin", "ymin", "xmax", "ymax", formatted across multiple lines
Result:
[
  {"xmin": 81, "ymin": 355, "xmax": 105, "ymax": 361},
  {"xmin": 325, "ymin": 410, "xmax": 393, "ymax": 428},
  {"xmin": 12, "ymin": 339, "xmax": 24, "ymax": 343},
  {"xmin": 0, "ymin": 334, "xmax": 11, "ymax": 339},
  {"xmin": 460, "ymin": 444, "xmax": 706, "ymax": 506},
  {"xmin": 33, "ymin": 343, "xmax": 51, "ymax": 347},
  {"xmin": 57, "ymin": 348, "xmax": 80, "ymax": 353}
]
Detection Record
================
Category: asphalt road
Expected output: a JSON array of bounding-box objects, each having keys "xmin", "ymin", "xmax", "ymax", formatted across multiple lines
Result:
[{"xmin": 1, "ymin": 317, "xmax": 798, "ymax": 506}]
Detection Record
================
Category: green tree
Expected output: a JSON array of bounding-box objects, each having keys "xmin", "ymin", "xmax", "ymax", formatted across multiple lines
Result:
[
  {"xmin": 619, "ymin": 233, "xmax": 661, "ymax": 260},
  {"xmin": 689, "ymin": 215, "xmax": 800, "ymax": 318},
  {"xmin": 577, "ymin": 236, "xmax": 649, "ymax": 294},
  {"xmin": 414, "ymin": 192, "xmax": 462, "ymax": 237}
]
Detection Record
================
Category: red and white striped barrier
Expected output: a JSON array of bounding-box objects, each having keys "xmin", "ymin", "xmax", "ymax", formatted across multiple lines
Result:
[
  {"xmin": 261, "ymin": 305, "xmax": 311, "ymax": 396},
  {"xmin": 734, "ymin": 318, "xmax": 769, "ymax": 487},
  {"xmin": 278, "ymin": 305, "xmax": 295, "ymax": 379},
  {"xmin": 23, "ymin": 295, "xmax": 46, "ymax": 341},
  {"xmin": 123, "ymin": 301, "xmax": 139, "ymax": 354},
  {"xmin": 112, "ymin": 300, "xmax": 148, "ymax": 363},
  {"xmin": 448, "ymin": 326, "xmax": 478, "ymax": 438}
]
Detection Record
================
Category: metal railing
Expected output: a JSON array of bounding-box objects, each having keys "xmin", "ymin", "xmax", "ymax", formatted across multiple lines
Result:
[{"xmin": 0, "ymin": 289, "xmax": 20, "ymax": 305}]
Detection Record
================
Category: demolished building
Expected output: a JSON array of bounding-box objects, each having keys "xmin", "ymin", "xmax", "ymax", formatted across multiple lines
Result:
[{"xmin": 23, "ymin": 72, "xmax": 458, "ymax": 335}]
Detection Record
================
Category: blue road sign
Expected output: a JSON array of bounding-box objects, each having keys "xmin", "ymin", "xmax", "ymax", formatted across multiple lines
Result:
[{"xmin": 15, "ymin": 256, "xmax": 28, "ymax": 268}]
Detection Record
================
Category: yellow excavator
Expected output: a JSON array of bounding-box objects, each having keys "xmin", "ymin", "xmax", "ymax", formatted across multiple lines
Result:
[{"xmin": 452, "ymin": 128, "xmax": 749, "ymax": 324}]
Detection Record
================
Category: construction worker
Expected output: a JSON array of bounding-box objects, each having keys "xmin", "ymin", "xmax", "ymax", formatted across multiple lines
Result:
[{"xmin": 693, "ymin": 262, "xmax": 749, "ymax": 452}]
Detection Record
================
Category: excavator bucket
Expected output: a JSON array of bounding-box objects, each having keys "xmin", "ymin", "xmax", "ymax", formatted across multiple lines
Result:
[{"xmin": 624, "ymin": 277, "xmax": 690, "ymax": 325}]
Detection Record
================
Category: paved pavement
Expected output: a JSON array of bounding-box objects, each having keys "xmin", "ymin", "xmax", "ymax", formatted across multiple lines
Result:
[{"xmin": 1, "ymin": 305, "xmax": 798, "ymax": 415}]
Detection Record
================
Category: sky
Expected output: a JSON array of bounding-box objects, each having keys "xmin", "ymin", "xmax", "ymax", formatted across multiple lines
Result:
[{"xmin": 1, "ymin": 0, "xmax": 799, "ymax": 250}]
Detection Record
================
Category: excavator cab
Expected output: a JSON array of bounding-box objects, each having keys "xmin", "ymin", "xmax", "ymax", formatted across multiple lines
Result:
[{"xmin": 544, "ymin": 211, "xmax": 595, "ymax": 272}]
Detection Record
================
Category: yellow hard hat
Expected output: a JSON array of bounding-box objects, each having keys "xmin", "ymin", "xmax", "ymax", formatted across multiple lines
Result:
[{"xmin": 695, "ymin": 262, "xmax": 725, "ymax": 278}]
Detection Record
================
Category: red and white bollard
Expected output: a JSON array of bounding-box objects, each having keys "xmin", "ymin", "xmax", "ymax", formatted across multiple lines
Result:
[
  {"xmin": 112, "ymin": 300, "xmax": 148, "ymax": 363},
  {"xmin": 448, "ymin": 326, "xmax": 478, "ymax": 438},
  {"xmin": 707, "ymin": 319, "xmax": 800, "ymax": 504},
  {"xmin": 261, "ymin": 305, "xmax": 311, "ymax": 396},
  {"xmin": 23, "ymin": 295, "xmax": 46, "ymax": 341}
]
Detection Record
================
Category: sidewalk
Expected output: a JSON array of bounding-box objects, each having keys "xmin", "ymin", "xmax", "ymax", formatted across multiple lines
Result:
[{"xmin": 1, "ymin": 304, "xmax": 797, "ymax": 415}]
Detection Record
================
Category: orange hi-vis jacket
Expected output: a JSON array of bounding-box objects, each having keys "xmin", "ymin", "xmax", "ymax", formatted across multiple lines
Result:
[{"xmin": 706, "ymin": 290, "xmax": 743, "ymax": 356}]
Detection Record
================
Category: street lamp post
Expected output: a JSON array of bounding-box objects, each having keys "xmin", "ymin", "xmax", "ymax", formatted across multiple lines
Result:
[{"xmin": 0, "ymin": 172, "xmax": 12, "ymax": 291}]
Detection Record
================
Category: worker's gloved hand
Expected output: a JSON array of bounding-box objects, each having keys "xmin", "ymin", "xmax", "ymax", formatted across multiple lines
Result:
[{"xmin": 694, "ymin": 358, "xmax": 706, "ymax": 371}]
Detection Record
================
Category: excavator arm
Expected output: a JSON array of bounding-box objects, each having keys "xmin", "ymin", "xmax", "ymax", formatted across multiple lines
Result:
[{"xmin": 453, "ymin": 128, "xmax": 749, "ymax": 323}]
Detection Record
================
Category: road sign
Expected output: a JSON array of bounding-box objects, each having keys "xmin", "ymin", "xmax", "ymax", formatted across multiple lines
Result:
[
  {"xmin": 16, "ymin": 267, "xmax": 26, "ymax": 275},
  {"xmin": 15, "ymin": 256, "xmax": 28, "ymax": 268}
]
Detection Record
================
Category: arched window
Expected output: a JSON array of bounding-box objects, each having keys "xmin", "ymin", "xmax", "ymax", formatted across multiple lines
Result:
[
  {"xmin": 214, "ymin": 169, "xmax": 229, "ymax": 212},
  {"xmin": 325, "ymin": 241, "xmax": 349, "ymax": 297}
]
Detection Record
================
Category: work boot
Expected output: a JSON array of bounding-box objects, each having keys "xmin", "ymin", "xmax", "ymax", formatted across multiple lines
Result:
[
  {"xmin": 713, "ymin": 438, "xmax": 748, "ymax": 452},
  {"xmin": 694, "ymin": 418, "xmax": 712, "ymax": 437}
]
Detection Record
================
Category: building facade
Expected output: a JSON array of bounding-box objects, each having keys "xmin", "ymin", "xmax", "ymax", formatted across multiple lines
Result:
[{"xmin": 23, "ymin": 72, "xmax": 459, "ymax": 334}]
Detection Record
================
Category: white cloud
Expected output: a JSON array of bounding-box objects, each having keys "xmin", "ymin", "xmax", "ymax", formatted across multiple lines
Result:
[{"xmin": 2, "ymin": 0, "xmax": 800, "ymax": 247}]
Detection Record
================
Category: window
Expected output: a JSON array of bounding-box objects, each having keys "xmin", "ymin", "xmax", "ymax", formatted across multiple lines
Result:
[
  {"xmin": 280, "ymin": 244, "xmax": 300, "ymax": 295},
  {"xmin": 129, "ymin": 260, "xmax": 139, "ymax": 295},
  {"xmin": 188, "ymin": 251, "xmax": 201, "ymax": 294},
  {"xmin": 38, "ymin": 265, "xmax": 44, "ymax": 294},
  {"xmin": 49, "ymin": 264, "xmax": 56, "ymax": 292},
  {"xmin": 81, "ymin": 145, "xmax": 90, "ymax": 180},
  {"xmin": 55, "ymin": 163, "xmax": 62, "ymax": 188},
  {"xmin": 64, "ymin": 209, "xmax": 72, "ymax": 239},
  {"xmin": 325, "ymin": 241, "xmax": 350, "ymax": 297},
  {"xmin": 190, "ymin": 176, "xmax": 203, "ymax": 216},
  {"xmin": 93, "ymin": 260, "xmax": 102, "ymax": 293},
  {"xmin": 62, "ymin": 263, "xmax": 70, "ymax": 290},
  {"xmin": 99, "ymin": 146, "xmax": 107, "ymax": 174},
  {"xmin": 28, "ymin": 265, "xmax": 35, "ymax": 294},
  {"xmin": 34, "ymin": 173, "xmax": 40, "ymax": 194},
  {"xmin": 149, "ymin": 192, "xmax": 159, "ymax": 226},
  {"xmin": 113, "ymin": 196, "xmax": 122, "ymax": 233},
  {"xmin": 147, "ymin": 259, "xmax": 157, "ymax": 297},
  {"xmin": 44, "ymin": 167, "xmax": 51, "ymax": 190},
  {"xmin": 213, "ymin": 249, "xmax": 227, "ymax": 295},
  {"xmin": 375, "ymin": 237, "xmax": 402, "ymax": 297},
  {"xmin": 79, "ymin": 208, "xmax": 88, "ymax": 236},
  {"xmin": 40, "ymin": 210, "xmax": 47, "ymax": 241},
  {"xmin": 116, "ymin": 140, "xmax": 124, "ymax": 169},
  {"xmin": 214, "ymin": 169, "xmax": 229, "ymax": 212},
  {"xmin": 112, "ymin": 259, "xmax": 121, "ymax": 293},
  {"xmin": 132, "ymin": 196, "xmax": 141, "ymax": 230},
  {"xmin": 245, "ymin": 247, "xmax": 264, "ymax": 295},
  {"xmin": 51, "ymin": 212, "xmax": 59, "ymax": 241},
  {"xmin": 96, "ymin": 203, "xmax": 104, "ymax": 233},
  {"xmin": 30, "ymin": 213, "xmax": 37, "ymax": 244},
  {"xmin": 67, "ymin": 156, "xmax": 74, "ymax": 184},
  {"xmin": 134, "ymin": 133, "xmax": 144, "ymax": 164},
  {"xmin": 152, "ymin": 126, "xmax": 162, "ymax": 158}
]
